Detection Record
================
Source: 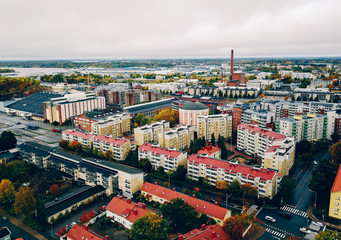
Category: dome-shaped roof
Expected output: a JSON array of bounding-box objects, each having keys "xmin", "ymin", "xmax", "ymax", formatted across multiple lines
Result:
[{"xmin": 180, "ymin": 101, "xmax": 209, "ymax": 111}]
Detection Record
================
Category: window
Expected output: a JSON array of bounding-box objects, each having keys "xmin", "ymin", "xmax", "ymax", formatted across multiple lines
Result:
[
  {"xmin": 336, "ymin": 197, "xmax": 340, "ymax": 200},
  {"xmin": 336, "ymin": 203, "xmax": 340, "ymax": 206},
  {"xmin": 335, "ymin": 208, "xmax": 339, "ymax": 212}
]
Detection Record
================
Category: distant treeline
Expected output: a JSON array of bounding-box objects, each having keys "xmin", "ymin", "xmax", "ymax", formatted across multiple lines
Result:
[
  {"xmin": 40, "ymin": 73, "xmax": 113, "ymax": 84},
  {"xmin": 0, "ymin": 77, "xmax": 45, "ymax": 100},
  {"xmin": 0, "ymin": 68, "xmax": 15, "ymax": 73}
]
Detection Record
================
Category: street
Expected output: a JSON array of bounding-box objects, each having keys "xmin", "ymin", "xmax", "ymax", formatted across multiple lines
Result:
[
  {"xmin": 0, "ymin": 217, "xmax": 38, "ymax": 240},
  {"xmin": 256, "ymin": 150, "xmax": 330, "ymax": 239}
]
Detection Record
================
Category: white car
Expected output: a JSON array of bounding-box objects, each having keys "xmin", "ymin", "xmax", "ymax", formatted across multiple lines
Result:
[
  {"xmin": 300, "ymin": 227, "xmax": 311, "ymax": 234},
  {"xmin": 312, "ymin": 221, "xmax": 323, "ymax": 227},
  {"xmin": 265, "ymin": 216, "xmax": 276, "ymax": 223}
]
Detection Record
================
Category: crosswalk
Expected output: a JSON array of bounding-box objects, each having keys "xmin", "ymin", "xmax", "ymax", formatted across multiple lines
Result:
[
  {"xmin": 264, "ymin": 224, "xmax": 294, "ymax": 239},
  {"xmin": 265, "ymin": 228, "xmax": 286, "ymax": 239},
  {"xmin": 280, "ymin": 205, "xmax": 308, "ymax": 218}
]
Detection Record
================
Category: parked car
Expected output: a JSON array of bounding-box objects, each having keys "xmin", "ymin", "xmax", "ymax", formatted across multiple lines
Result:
[
  {"xmin": 265, "ymin": 216, "xmax": 276, "ymax": 223},
  {"xmin": 52, "ymin": 128, "xmax": 62, "ymax": 133},
  {"xmin": 312, "ymin": 221, "xmax": 323, "ymax": 227},
  {"xmin": 278, "ymin": 210, "xmax": 291, "ymax": 218},
  {"xmin": 313, "ymin": 161, "xmax": 318, "ymax": 165},
  {"xmin": 1, "ymin": 216, "xmax": 8, "ymax": 221},
  {"xmin": 300, "ymin": 227, "xmax": 311, "ymax": 234}
]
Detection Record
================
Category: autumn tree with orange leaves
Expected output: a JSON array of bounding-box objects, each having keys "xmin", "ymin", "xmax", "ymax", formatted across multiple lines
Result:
[
  {"xmin": 68, "ymin": 141, "xmax": 82, "ymax": 152},
  {"xmin": 223, "ymin": 211, "xmax": 256, "ymax": 240},
  {"xmin": 241, "ymin": 183, "xmax": 257, "ymax": 200},
  {"xmin": 215, "ymin": 180, "xmax": 229, "ymax": 191},
  {"xmin": 154, "ymin": 109, "xmax": 179, "ymax": 127}
]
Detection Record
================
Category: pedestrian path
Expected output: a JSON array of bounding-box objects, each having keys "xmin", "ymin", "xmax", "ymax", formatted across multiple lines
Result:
[
  {"xmin": 264, "ymin": 224, "xmax": 294, "ymax": 239},
  {"xmin": 280, "ymin": 204, "xmax": 308, "ymax": 218}
]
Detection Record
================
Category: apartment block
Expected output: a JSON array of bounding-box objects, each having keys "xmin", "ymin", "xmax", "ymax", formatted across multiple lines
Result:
[
  {"xmin": 18, "ymin": 142, "xmax": 144, "ymax": 197},
  {"xmin": 91, "ymin": 113, "xmax": 131, "ymax": 136},
  {"xmin": 62, "ymin": 130, "xmax": 94, "ymax": 147},
  {"xmin": 197, "ymin": 114, "xmax": 232, "ymax": 140},
  {"xmin": 187, "ymin": 154, "xmax": 280, "ymax": 199},
  {"xmin": 138, "ymin": 143, "xmax": 187, "ymax": 172},
  {"xmin": 93, "ymin": 135, "xmax": 131, "ymax": 161},
  {"xmin": 134, "ymin": 120, "xmax": 170, "ymax": 146},
  {"xmin": 158, "ymin": 125, "xmax": 195, "ymax": 150},
  {"xmin": 141, "ymin": 182, "xmax": 231, "ymax": 226},
  {"xmin": 275, "ymin": 112, "xmax": 335, "ymax": 142},
  {"xmin": 237, "ymin": 123, "xmax": 287, "ymax": 159},
  {"xmin": 329, "ymin": 165, "xmax": 341, "ymax": 220},
  {"xmin": 241, "ymin": 109, "xmax": 275, "ymax": 129}
]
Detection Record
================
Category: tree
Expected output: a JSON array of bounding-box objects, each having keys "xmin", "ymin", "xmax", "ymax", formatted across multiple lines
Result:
[
  {"xmin": 138, "ymin": 158, "xmax": 152, "ymax": 172},
  {"xmin": 241, "ymin": 183, "xmax": 257, "ymax": 200},
  {"xmin": 6, "ymin": 160, "xmax": 27, "ymax": 181},
  {"xmin": 278, "ymin": 176, "xmax": 296, "ymax": 203},
  {"xmin": 0, "ymin": 131, "xmax": 17, "ymax": 151},
  {"xmin": 215, "ymin": 180, "xmax": 229, "ymax": 191},
  {"xmin": 14, "ymin": 186, "xmax": 36, "ymax": 220},
  {"xmin": 173, "ymin": 165, "xmax": 186, "ymax": 181},
  {"xmin": 228, "ymin": 180, "xmax": 241, "ymax": 196},
  {"xmin": 59, "ymin": 140, "xmax": 68, "ymax": 149},
  {"xmin": 0, "ymin": 179, "xmax": 15, "ymax": 207},
  {"xmin": 49, "ymin": 184, "xmax": 60, "ymax": 195},
  {"xmin": 315, "ymin": 230, "xmax": 341, "ymax": 240},
  {"xmin": 331, "ymin": 132, "xmax": 340, "ymax": 143},
  {"xmin": 296, "ymin": 140, "xmax": 311, "ymax": 155},
  {"xmin": 104, "ymin": 150, "xmax": 113, "ymax": 161},
  {"xmin": 223, "ymin": 212, "xmax": 255, "ymax": 239},
  {"xmin": 211, "ymin": 133, "xmax": 216, "ymax": 146},
  {"xmin": 301, "ymin": 153, "xmax": 314, "ymax": 165},
  {"xmin": 130, "ymin": 213, "xmax": 168, "ymax": 240},
  {"xmin": 68, "ymin": 141, "xmax": 82, "ymax": 152},
  {"xmin": 160, "ymin": 198, "xmax": 198, "ymax": 233},
  {"xmin": 330, "ymin": 140, "xmax": 341, "ymax": 164}
]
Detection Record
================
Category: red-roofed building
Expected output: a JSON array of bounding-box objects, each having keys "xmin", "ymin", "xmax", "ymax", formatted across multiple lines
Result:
[
  {"xmin": 329, "ymin": 165, "xmax": 341, "ymax": 220},
  {"xmin": 141, "ymin": 182, "xmax": 231, "ymax": 225},
  {"xmin": 138, "ymin": 143, "xmax": 187, "ymax": 172},
  {"xmin": 187, "ymin": 154, "xmax": 280, "ymax": 199},
  {"xmin": 62, "ymin": 130, "xmax": 94, "ymax": 146},
  {"xmin": 106, "ymin": 196, "xmax": 154, "ymax": 229},
  {"xmin": 180, "ymin": 224, "xmax": 230, "ymax": 240},
  {"xmin": 237, "ymin": 124, "xmax": 288, "ymax": 159},
  {"xmin": 66, "ymin": 224, "xmax": 109, "ymax": 240},
  {"xmin": 198, "ymin": 144, "xmax": 221, "ymax": 159},
  {"xmin": 93, "ymin": 135, "xmax": 131, "ymax": 161}
]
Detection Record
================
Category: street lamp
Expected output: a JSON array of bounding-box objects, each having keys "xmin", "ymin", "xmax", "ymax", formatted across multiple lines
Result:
[
  {"xmin": 310, "ymin": 190, "xmax": 317, "ymax": 209},
  {"xmin": 226, "ymin": 193, "xmax": 232, "ymax": 209},
  {"xmin": 243, "ymin": 191, "xmax": 247, "ymax": 206}
]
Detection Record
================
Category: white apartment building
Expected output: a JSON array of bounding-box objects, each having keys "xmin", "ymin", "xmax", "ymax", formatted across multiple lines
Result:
[
  {"xmin": 241, "ymin": 109, "xmax": 275, "ymax": 129},
  {"xmin": 134, "ymin": 120, "xmax": 170, "ymax": 146},
  {"xmin": 62, "ymin": 130, "xmax": 94, "ymax": 147},
  {"xmin": 187, "ymin": 154, "xmax": 280, "ymax": 199},
  {"xmin": 197, "ymin": 114, "xmax": 232, "ymax": 140},
  {"xmin": 237, "ymin": 123, "xmax": 287, "ymax": 159},
  {"xmin": 138, "ymin": 143, "xmax": 187, "ymax": 172},
  {"xmin": 246, "ymin": 79, "xmax": 278, "ymax": 89},
  {"xmin": 275, "ymin": 112, "xmax": 335, "ymax": 142},
  {"xmin": 158, "ymin": 125, "xmax": 195, "ymax": 150}
]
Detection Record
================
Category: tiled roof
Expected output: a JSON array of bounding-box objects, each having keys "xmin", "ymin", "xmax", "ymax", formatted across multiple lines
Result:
[
  {"xmin": 63, "ymin": 130, "xmax": 94, "ymax": 139},
  {"xmin": 93, "ymin": 135, "xmax": 129, "ymax": 145},
  {"xmin": 139, "ymin": 143, "xmax": 183, "ymax": 158},
  {"xmin": 188, "ymin": 154, "xmax": 277, "ymax": 181},
  {"xmin": 198, "ymin": 145, "xmax": 221, "ymax": 156},
  {"xmin": 66, "ymin": 224, "xmax": 106, "ymax": 240},
  {"xmin": 331, "ymin": 165, "xmax": 341, "ymax": 193},
  {"xmin": 141, "ymin": 182, "xmax": 230, "ymax": 221},
  {"xmin": 182, "ymin": 224, "xmax": 229, "ymax": 240},
  {"xmin": 238, "ymin": 123, "xmax": 286, "ymax": 140},
  {"xmin": 106, "ymin": 197, "xmax": 154, "ymax": 223}
]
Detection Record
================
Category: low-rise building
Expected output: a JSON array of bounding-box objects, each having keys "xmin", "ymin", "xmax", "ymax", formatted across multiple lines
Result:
[
  {"xmin": 329, "ymin": 165, "xmax": 341, "ymax": 220},
  {"xmin": 62, "ymin": 130, "xmax": 94, "ymax": 147},
  {"xmin": 106, "ymin": 196, "xmax": 154, "ymax": 229},
  {"xmin": 66, "ymin": 224, "xmax": 108, "ymax": 240},
  {"xmin": 138, "ymin": 143, "xmax": 187, "ymax": 172},
  {"xmin": 158, "ymin": 125, "xmax": 195, "ymax": 150},
  {"xmin": 197, "ymin": 144, "xmax": 221, "ymax": 159},
  {"xmin": 124, "ymin": 98, "xmax": 173, "ymax": 117},
  {"xmin": 187, "ymin": 154, "xmax": 280, "ymax": 199},
  {"xmin": 134, "ymin": 120, "xmax": 170, "ymax": 146},
  {"xmin": 179, "ymin": 224, "xmax": 230, "ymax": 240},
  {"xmin": 293, "ymin": 88, "xmax": 334, "ymax": 101},
  {"xmin": 197, "ymin": 114, "xmax": 232, "ymax": 140},
  {"xmin": 179, "ymin": 101, "xmax": 209, "ymax": 126},
  {"xmin": 141, "ymin": 182, "xmax": 231, "ymax": 226}
]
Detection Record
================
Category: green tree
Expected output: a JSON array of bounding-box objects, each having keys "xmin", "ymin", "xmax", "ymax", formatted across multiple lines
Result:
[
  {"xmin": 138, "ymin": 158, "xmax": 152, "ymax": 173},
  {"xmin": 315, "ymin": 230, "xmax": 341, "ymax": 240},
  {"xmin": 331, "ymin": 132, "xmax": 340, "ymax": 143},
  {"xmin": 160, "ymin": 198, "xmax": 198, "ymax": 233},
  {"xmin": 6, "ymin": 160, "xmax": 27, "ymax": 182},
  {"xmin": 228, "ymin": 180, "xmax": 241, "ymax": 196},
  {"xmin": 278, "ymin": 176, "xmax": 296, "ymax": 203},
  {"xmin": 0, "ymin": 179, "xmax": 15, "ymax": 207},
  {"xmin": 104, "ymin": 150, "xmax": 113, "ymax": 161},
  {"xmin": 0, "ymin": 131, "xmax": 17, "ymax": 151},
  {"xmin": 14, "ymin": 186, "xmax": 36, "ymax": 220},
  {"xmin": 296, "ymin": 140, "xmax": 311, "ymax": 155},
  {"xmin": 173, "ymin": 165, "xmax": 186, "ymax": 181},
  {"xmin": 130, "ymin": 213, "xmax": 168, "ymax": 240},
  {"xmin": 211, "ymin": 133, "xmax": 216, "ymax": 146}
]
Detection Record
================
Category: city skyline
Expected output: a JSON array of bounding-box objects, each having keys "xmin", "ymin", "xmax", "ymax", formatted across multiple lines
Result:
[{"xmin": 0, "ymin": 0, "xmax": 340, "ymax": 60}]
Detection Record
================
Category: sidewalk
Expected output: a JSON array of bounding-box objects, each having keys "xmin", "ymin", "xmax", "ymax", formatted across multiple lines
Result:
[
  {"xmin": 0, "ymin": 208, "xmax": 48, "ymax": 240},
  {"xmin": 307, "ymin": 205, "xmax": 341, "ymax": 230}
]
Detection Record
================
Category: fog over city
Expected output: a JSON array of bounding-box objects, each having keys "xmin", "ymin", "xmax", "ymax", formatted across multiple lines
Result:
[{"xmin": 0, "ymin": 0, "xmax": 340, "ymax": 60}]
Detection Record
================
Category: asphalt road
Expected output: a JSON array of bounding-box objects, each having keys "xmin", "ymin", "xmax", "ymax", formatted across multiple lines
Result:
[
  {"xmin": 257, "ymin": 150, "xmax": 330, "ymax": 239},
  {"xmin": 0, "ymin": 217, "xmax": 38, "ymax": 240}
]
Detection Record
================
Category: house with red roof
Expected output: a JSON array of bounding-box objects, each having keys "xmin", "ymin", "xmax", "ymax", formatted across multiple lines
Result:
[
  {"xmin": 187, "ymin": 154, "xmax": 280, "ymax": 199},
  {"xmin": 138, "ymin": 143, "xmax": 187, "ymax": 172},
  {"xmin": 66, "ymin": 224, "xmax": 110, "ymax": 240},
  {"xmin": 329, "ymin": 165, "xmax": 341, "ymax": 220},
  {"xmin": 106, "ymin": 196, "xmax": 154, "ymax": 229},
  {"xmin": 141, "ymin": 182, "xmax": 231, "ymax": 226},
  {"xmin": 198, "ymin": 144, "xmax": 221, "ymax": 159},
  {"xmin": 62, "ymin": 130, "xmax": 94, "ymax": 147},
  {"xmin": 179, "ymin": 224, "xmax": 230, "ymax": 240}
]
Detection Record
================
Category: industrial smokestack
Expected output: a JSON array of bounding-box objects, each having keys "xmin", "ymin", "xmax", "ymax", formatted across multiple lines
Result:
[{"xmin": 230, "ymin": 49, "xmax": 234, "ymax": 75}]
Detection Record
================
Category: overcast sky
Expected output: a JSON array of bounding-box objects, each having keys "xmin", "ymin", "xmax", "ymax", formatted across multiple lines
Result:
[{"xmin": 0, "ymin": 0, "xmax": 340, "ymax": 60}]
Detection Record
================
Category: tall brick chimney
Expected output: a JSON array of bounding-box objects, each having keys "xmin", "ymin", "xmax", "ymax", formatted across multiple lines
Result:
[{"xmin": 230, "ymin": 49, "xmax": 234, "ymax": 76}]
